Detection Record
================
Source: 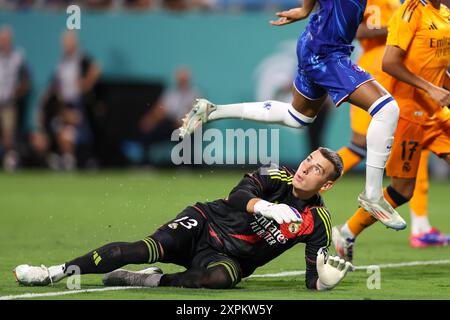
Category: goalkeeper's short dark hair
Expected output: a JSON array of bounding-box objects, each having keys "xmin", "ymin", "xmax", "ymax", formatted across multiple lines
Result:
[{"xmin": 318, "ymin": 147, "xmax": 343, "ymax": 181}]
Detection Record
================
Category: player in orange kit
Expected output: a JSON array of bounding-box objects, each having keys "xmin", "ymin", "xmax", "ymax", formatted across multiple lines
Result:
[
  {"xmin": 333, "ymin": 0, "xmax": 450, "ymax": 261},
  {"xmin": 336, "ymin": 0, "xmax": 449, "ymax": 250}
]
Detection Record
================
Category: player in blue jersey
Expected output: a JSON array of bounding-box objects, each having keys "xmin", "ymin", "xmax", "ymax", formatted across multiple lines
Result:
[{"xmin": 179, "ymin": 0, "xmax": 405, "ymax": 231}]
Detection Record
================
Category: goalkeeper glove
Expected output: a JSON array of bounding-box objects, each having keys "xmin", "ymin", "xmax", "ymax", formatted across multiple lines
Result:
[
  {"xmin": 253, "ymin": 200, "xmax": 302, "ymax": 224},
  {"xmin": 316, "ymin": 247, "xmax": 353, "ymax": 291}
]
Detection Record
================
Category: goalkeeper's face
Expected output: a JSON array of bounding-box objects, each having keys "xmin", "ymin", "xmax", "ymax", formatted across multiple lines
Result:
[{"xmin": 293, "ymin": 150, "xmax": 335, "ymax": 194}]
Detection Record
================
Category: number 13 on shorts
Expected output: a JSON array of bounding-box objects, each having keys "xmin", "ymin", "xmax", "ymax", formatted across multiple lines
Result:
[{"xmin": 174, "ymin": 216, "xmax": 199, "ymax": 229}]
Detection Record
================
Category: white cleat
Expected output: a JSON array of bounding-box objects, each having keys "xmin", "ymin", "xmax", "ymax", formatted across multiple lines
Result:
[
  {"xmin": 332, "ymin": 225, "xmax": 355, "ymax": 265},
  {"xmin": 103, "ymin": 266, "xmax": 163, "ymax": 287},
  {"xmin": 13, "ymin": 264, "xmax": 52, "ymax": 286},
  {"xmin": 358, "ymin": 192, "xmax": 407, "ymax": 231},
  {"xmin": 178, "ymin": 98, "xmax": 217, "ymax": 139}
]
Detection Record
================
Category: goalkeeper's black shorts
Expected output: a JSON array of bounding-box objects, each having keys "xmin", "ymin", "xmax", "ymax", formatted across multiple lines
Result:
[{"xmin": 150, "ymin": 206, "xmax": 242, "ymax": 281}]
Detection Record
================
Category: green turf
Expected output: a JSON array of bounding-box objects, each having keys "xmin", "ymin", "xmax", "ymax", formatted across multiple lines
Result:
[{"xmin": 0, "ymin": 170, "xmax": 449, "ymax": 300}]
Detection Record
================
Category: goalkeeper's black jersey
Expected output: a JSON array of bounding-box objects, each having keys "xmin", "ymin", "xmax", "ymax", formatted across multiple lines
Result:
[{"xmin": 193, "ymin": 164, "xmax": 332, "ymax": 289}]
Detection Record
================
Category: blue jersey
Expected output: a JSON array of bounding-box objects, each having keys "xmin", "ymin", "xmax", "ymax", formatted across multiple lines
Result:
[{"xmin": 302, "ymin": 0, "xmax": 367, "ymax": 55}]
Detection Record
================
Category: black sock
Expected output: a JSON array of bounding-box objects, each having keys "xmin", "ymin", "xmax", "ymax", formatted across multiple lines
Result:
[{"xmin": 64, "ymin": 240, "xmax": 154, "ymax": 275}]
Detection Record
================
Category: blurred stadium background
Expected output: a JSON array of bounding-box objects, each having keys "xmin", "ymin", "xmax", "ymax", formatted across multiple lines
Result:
[
  {"xmin": 0, "ymin": 0, "xmax": 449, "ymax": 300},
  {"xmin": 0, "ymin": 0, "xmax": 449, "ymax": 174}
]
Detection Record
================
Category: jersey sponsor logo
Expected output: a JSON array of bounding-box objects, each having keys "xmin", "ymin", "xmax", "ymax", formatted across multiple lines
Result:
[
  {"xmin": 429, "ymin": 36, "xmax": 450, "ymax": 58},
  {"xmin": 250, "ymin": 213, "xmax": 287, "ymax": 245}
]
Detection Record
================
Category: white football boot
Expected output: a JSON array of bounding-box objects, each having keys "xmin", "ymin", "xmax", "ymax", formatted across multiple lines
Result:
[
  {"xmin": 13, "ymin": 264, "xmax": 52, "ymax": 286},
  {"xmin": 178, "ymin": 98, "xmax": 217, "ymax": 139},
  {"xmin": 358, "ymin": 191, "xmax": 407, "ymax": 231},
  {"xmin": 102, "ymin": 266, "xmax": 163, "ymax": 287},
  {"xmin": 332, "ymin": 225, "xmax": 355, "ymax": 266}
]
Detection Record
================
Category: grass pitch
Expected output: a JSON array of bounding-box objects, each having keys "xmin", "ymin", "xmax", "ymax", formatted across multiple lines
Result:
[{"xmin": 0, "ymin": 170, "xmax": 449, "ymax": 300}]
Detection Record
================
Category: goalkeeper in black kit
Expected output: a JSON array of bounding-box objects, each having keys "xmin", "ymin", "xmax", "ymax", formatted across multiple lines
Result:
[{"xmin": 14, "ymin": 147, "xmax": 352, "ymax": 291}]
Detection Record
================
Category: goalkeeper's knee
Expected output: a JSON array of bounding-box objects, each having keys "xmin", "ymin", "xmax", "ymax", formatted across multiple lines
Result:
[{"xmin": 204, "ymin": 260, "xmax": 242, "ymax": 289}]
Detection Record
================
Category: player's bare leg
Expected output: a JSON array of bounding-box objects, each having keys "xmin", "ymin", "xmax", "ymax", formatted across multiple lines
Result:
[
  {"xmin": 178, "ymin": 85, "xmax": 327, "ymax": 138},
  {"xmin": 289, "ymin": 85, "xmax": 327, "ymax": 118},
  {"xmin": 348, "ymin": 80, "xmax": 406, "ymax": 230}
]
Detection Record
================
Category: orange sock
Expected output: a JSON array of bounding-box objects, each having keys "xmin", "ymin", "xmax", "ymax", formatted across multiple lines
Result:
[
  {"xmin": 409, "ymin": 151, "xmax": 429, "ymax": 217},
  {"xmin": 347, "ymin": 208, "xmax": 377, "ymax": 237},
  {"xmin": 337, "ymin": 146, "xmax": 363, "ymax": 173},
  {"xmin": 347, "ymin": 187, "xmax": 404, "ymax": 237}
]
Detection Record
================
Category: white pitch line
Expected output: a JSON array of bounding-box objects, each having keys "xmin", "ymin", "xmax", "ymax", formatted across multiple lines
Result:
[
  {"xmin": 2, "ymin": 259, "xmax": 450, "ymax": 300},
  {"xmin": 249, "ymin": 259, "xmax": 450, "ymax": 278},
  {"xmin": 0, "ymin": 286, "xmax": 148, "ymax": 300},
  {"xmin": 250, "ymin": 270, "xmax": 306, "ymax": 278}
]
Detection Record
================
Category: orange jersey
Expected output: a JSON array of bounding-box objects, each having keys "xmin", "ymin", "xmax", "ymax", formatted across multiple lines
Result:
[
  {"xmin": 360, "ymin": 0, "xmax": 402, "ymax": 52},
  {"xmin": 387, "ymin": 0, "xmax": 450, "ymax": 125}
]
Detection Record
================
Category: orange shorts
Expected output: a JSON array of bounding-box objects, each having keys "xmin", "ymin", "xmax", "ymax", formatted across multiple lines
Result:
[
  {"xmin": 386, "ymin": 117, "xmax": 450, "ymax": 179},
  {"xmin": 350, "ymin": 46, "xmax": 395, "ymax": 136}
]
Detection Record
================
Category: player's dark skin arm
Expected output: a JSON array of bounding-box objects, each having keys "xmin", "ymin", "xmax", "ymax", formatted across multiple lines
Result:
[
  {"xmin": 269, "ymin": 0, "xmax": 316, "ymax": 26},
  {"xmin": 382, "ymin": 45, "xmax": 450, "ymax": 107},
  {"xmin": 355, "ymin": 23, "xmax": 387, "ymax": 40}
]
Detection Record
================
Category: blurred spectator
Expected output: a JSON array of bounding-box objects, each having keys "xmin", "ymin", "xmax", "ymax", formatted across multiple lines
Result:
[
  {"xmin": 0, "ymin": 26, "xmax": 31, "ymax": 171},
  {"xmin": 41, "ymin": 0, "xmax": 73, "ymax": 10},
  {"xmin": 124, "ymin": 0, "xmax": 156, "ymax": 10},
  {"xmin": 215, "ymin": 0, "xmax": 302, "ymax": 11},
  {"xmin": 148, "ymin": 67, "xmax": 201, "ymax": 128},
  {"xmin": 0, "ymin": 0, "xmax": 34, "ymax": 10},
  {"xmin": 162, "ymin": 0, "xmax": 187, "ymax": 11},
  {"xmin": 134, "ymin": 67, "xmax": 200, "ymax": 164},
  {"xmin": 84, "ymin": 0, "xmax": 114, "ymax": 9},
  {"xmin": 31, "ymin": 30, "xmax": 101, "ymax": 170},
  {"xmin": 188, "ymin": 0, "xmax": 217, "ymax": 10},
  {"xmin": 0, "ymin": 0, "xmax": 303, "ymax": 11}
]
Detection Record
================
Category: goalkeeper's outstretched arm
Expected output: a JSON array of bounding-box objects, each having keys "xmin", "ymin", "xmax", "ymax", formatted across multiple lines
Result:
[{"xmin": 226, "ymin": 165, "xmax": 302, "ymax": 224}]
